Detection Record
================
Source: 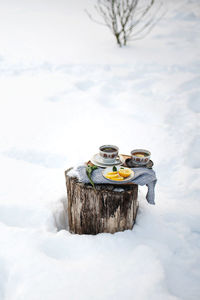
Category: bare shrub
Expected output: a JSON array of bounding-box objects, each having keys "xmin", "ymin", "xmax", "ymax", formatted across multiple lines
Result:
[{"xmin": 86, "ymin": 0, "xmax": 163, "ymax": 47}]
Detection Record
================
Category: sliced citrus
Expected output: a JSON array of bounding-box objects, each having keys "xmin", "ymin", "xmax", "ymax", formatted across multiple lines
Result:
[
  {"xmin": 112, "ymin": 176, "xmax": 124, "ymax": 181},
  {"xmin": 135, "ymin": 154, "xmax": 144, "ymax": 157},
  {"xmin": 105, "ymin": 173, "xmax": 124, "ymax": 180},
  {"xmin": 106, "ymin": 171, "xmax": 118, "ymax": 175},
  {"xmin": 105, "ymin": 173, "xmax": 120, "ymax": 179},
  {"xmin": 118, "ymin": 168, "xmax": 132, "ymax": 178}
]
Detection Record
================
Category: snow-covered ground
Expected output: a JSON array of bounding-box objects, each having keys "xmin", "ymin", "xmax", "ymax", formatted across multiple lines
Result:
[{"xmin": 0, "ymin": 0, "xmax": 200, "ymax": 299}]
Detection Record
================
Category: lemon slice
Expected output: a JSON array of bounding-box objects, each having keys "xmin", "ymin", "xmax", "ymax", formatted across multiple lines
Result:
[
  {"xmin": 135, "ymin": 154, "xmax": 144, "ymax": 157},
  {"xmin": 105, "ymin": 173, "xmax": 120, "ymax": 179},
  {"xmin": 118, "ymin": 168, "xmax": 132, "ymax": 178},
  {"xmin": 112, "ymin": 176, "xmax": 124, "ymax": 181},
  {"xmin": 105, "ymin": 173, "xmax": 124, "ymax": 180},
  {"xmin": 106, "ymin": 172, "xmax": 118, "ymax": 175}
]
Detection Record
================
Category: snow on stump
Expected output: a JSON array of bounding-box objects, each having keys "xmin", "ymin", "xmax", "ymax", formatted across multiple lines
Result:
[{"xmin": 65, "ymin": 168, "xmax": 138, "ymax": 235}]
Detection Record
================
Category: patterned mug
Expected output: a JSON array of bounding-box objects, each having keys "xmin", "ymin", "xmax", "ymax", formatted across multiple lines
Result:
[
  {"xmin": 131, "ymin": 149, "xmax": 151, "ymax": 165},
  {"xmin": 99, "ymin": 145, "xmax": 119, "ymax": 163}
]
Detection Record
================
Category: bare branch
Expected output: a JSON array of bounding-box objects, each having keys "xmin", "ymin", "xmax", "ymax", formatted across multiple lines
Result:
[{"xmin": 86, "ymin": 0, "xmax": 164, "ymax": 46}]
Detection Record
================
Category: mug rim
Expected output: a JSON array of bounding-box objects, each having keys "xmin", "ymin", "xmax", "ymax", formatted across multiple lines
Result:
[
  {"xmin": 131, "ymin": 149, "xmax": 151, "ymax": 157},
  {"xmin": 99, "ymin": 144, "xmax": 119, "ymax": 153}
]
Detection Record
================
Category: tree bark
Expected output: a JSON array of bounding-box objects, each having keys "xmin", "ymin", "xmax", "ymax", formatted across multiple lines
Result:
[{"xmin": 65, "ymin": 169, "xmax": 138, "ymax": 235}]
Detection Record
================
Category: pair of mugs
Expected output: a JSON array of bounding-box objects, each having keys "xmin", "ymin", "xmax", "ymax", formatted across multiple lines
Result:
[{"xmin": 99, "ymin": 144, "xmax": 151, "ymax": 165}]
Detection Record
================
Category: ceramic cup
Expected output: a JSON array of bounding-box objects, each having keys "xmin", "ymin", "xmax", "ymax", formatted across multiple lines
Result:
[
  {"xmin": 131, "ymin": 149, "xmax": 151, "ymax": 165},
  {"xmin": 99, "ymin": 145, "xmax": 119, "ymax": 163}
]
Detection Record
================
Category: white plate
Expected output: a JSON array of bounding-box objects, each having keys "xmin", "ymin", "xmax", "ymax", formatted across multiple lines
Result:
[
  {"xmin": 91, "ymin": 154, "xmax": 124, "ymax": 168},
  {"xmin": 93, "ymin": 153, "xmax": 121, "ymax": 165},
  {"xmin": 102, "ymin": 166, "xmax": 134, "ymax": 183}
]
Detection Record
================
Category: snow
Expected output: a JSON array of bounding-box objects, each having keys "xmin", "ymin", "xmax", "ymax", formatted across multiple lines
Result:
[{"xmin": 0, "ymin": 0, "xmax": 200, "ymax": 299}]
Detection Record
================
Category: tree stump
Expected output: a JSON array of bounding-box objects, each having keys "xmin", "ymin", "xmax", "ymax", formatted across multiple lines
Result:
[{"xmin": 65, "ymin": 169, "xmax": 138, "ymax": 235}]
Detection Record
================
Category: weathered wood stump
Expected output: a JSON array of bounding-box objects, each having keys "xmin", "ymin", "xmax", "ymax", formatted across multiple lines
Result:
[{"xmin": 65, "ymin": 169, "xmax": 138, "ymax": 235}]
